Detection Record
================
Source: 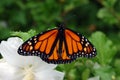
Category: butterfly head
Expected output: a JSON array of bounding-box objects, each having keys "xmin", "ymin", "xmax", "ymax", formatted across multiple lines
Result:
[{"xmin": 56, "ymin": 22, "xmax": 66, "ymax": 30}]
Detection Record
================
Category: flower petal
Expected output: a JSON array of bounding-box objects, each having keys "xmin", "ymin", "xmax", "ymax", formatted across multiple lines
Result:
[
  {"xmin": 0, "ymin": 37, "xmax": 57, "ymax": 68},
  {"xmin": 0, "ymin": 37, "xmax": 23, "ymax": 65},
  {"xmin": 0, "ymin": 37, "xmax": 64, "ymax": 80},
  {"xmin": 35, "ymin": 70, "xmax": 64, "ymax": 80},
  {"xmin": 0, "ymin": 60, "xmax": 20, "ymax": 80},
  {"xmin": 0, "ymin": 37, "xmax": 39, "ymax": 67},
  {"xmin": 33, "ymin": 57, "xmax": 57, "ymax": 71},
  {"xmin": 88, "ymin": 76, "xmax": 100, "ymax": 80}
]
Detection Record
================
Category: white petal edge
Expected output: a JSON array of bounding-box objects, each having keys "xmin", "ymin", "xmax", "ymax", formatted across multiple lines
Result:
[
  {"xmin": 88, "ymin": 76, "xmax": 100, "ymax": 80},
  {"xmin": 0, "ymin": 37, "xmax": 64, "ymax": 80},
  {"xmin": 35, "ymin": 70, "xmax": 64, "ymax": 80},
  {"xmin": 0, "ymin": 37, "xmax": 24, "ymax": 66},
  {"xmin": 0, "ymin": 37, "xmax": 57, "ymax": 69},
  {"xmin": 0, "ymin": 60, "xmax": 18, "ymax": 80}
]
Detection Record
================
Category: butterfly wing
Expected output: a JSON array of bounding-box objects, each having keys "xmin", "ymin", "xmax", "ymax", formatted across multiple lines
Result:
[
  {"xmin": 64, "ymin": 29, "xmax": 96, "ymax": 59},
  {"xmin": 44, "ymin": 39, "xmax": 74, "ymax": 64},
  {"xmin": 18, "ymin": 29, "xmax": 58, "ymax": 59},
  {"xmin": 18, "ymin": 27, "xmax": 97, "ymax": 64},
  {"xmin": 41, "ymin": 28, "xmax": 97, "ymax": 64}
]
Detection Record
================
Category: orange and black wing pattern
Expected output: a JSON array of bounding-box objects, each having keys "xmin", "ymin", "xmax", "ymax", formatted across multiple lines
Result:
[
  {"xmin": 18, "ymin": 26, "xmax": 97, "ymax": 64},
  {"xmin": 18, "ymin": 29, "xmax": 58, "ymax": 59},
  {"xmin": 64, "ymin": 29, "xmax": 96, "ymax": 59}
]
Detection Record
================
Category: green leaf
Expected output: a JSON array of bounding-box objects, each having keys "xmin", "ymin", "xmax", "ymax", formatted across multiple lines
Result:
[
  {"xmin": 82, "ymin": 68, "xmax": 90, "ymax": 80},
  {"xmin": 89, "ymin": 31, "xmax": 117, "ymax": 65},
  {"xmin": 0, "ymin": 27, "xmax": 10, "ymax": 39},
  {"xmin": 64, "ymin": 0, "xmax": 89, "ymax": 12},
  {"xmin": 94, "ymin": 65, "xmax": 115, "ymax": 80},
  {"xmin": 114, "ymin": 59, "xmax": 120, "ymax": 75},
  {"xmin": 97, "ymin": 8, "xmax": 118, "ymax": 25},
  {"xmin": 102, "ymin": 0, "xmax": 117, "ymax": 8},
  {"xmin": 116, "ymin": 76, "xmax": 120, "ymax": 80},
  {"xmin": 10, "ymin": 11, "xmax": 26, "ymax": 25},
  {"xmin": 11, "ymin": 29, "xmax": 37, "ymax": 41}
]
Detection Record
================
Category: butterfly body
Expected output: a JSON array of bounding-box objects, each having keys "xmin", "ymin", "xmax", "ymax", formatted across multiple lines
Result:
[{"xmin": 18, "ymin": 26, "xmax": 96, "ymax": 64}]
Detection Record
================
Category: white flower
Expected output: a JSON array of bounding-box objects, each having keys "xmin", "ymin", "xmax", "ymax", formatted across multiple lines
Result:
[
  {"xmin": 0, "ymin": 37, "xmax": 64, "ymax": 80},
  {"xmin": 88, "ymin": 76, "xmax": 100, "ymax": 80}
]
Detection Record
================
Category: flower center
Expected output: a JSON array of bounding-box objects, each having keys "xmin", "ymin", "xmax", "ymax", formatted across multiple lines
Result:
[{"xmin": 23, "ymin": 65, "xmax": 35, "ymax": 80}]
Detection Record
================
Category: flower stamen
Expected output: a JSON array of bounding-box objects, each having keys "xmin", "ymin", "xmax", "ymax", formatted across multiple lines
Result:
[{"xmin": 22, "ymin": 65, "xmax": 35, "ymax": 80}]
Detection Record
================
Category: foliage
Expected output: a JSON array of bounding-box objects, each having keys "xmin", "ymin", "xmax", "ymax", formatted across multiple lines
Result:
[
  {"xmin": 0, "ymin": 0, "xmax": 120, "ymax": 80},
  {"xmin": 89, "ymin": 31, "xmax": 117, "ymax": 66}
]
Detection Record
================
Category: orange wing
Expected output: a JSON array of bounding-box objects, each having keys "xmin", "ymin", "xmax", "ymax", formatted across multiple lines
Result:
[
  {"xmin": 18, "ymin": 27, "xmax": 96, "ymax": 64},
  {"xmin": 18, "ymin": 29, "xmax": 58, "ymax": 58},
  {"xmin": 65, "ymin": 29, "xmax": 96, "ymax": 58},
  {"xmin": 46, "ymin": 39, "xmax": 72, "ymax": 64}
]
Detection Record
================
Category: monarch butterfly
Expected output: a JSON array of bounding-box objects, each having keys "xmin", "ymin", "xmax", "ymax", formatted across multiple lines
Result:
[{"xmin": 18, "ymin": 24, "xmax": 96, "ymax": 64}]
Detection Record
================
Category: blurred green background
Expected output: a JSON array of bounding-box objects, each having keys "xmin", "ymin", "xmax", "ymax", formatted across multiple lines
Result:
[{"xmin": 0, "ymin": 0, "xmax": 120, "ymax": 80}]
